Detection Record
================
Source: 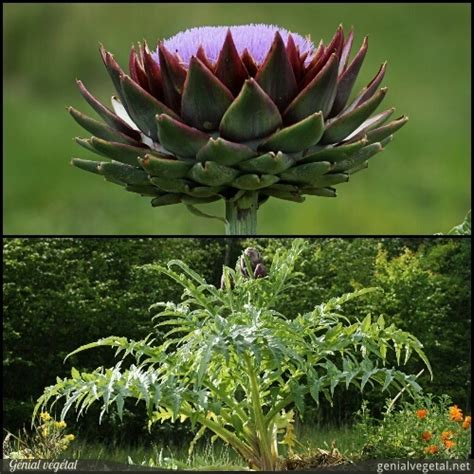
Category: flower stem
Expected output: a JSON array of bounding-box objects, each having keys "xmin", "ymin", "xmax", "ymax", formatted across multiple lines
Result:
[
  {"xmin": 244, "ymin": 353, "xmax": 276, "ymax": 470},
  {"xmin": 225, "ymin": 192, "xmax": 258, "ymax": 235}
]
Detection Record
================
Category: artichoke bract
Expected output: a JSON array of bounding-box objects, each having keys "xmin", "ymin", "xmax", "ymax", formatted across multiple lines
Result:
[{"xmin": 70, "ymin": 24, "xmax": 407, "ymax": 234}]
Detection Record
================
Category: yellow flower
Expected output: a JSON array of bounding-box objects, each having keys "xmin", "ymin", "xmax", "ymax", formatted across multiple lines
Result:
[
  {"xmin": 41, "ymin": 427, "xmax": 49, "ymax": 437},
  {"xmin": 449, "ymin": 405, "xmax": 463, "ymax": 422},
  {"xmin": 462, "ymin": 416, "xmax": 471, "ymax": 429},
  {"xmin": 55, "ymin": 420, "xmax": 67, "ymax": 429},
  {"xmin": 65, "ymin": 434, "xmax": 75, "ymax": 441},
  {"xmin": 416, "ymin": 409, "xmax": 428, "ymax": 419},
  {"xmin": 40, "ymin": 412, "xmax": 51, "ymax": 422}
]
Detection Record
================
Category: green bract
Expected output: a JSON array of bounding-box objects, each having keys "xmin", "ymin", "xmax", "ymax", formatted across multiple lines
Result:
[
  {"xmin": 70, "ymin": 25, "xmax": 408, "ymax": 234},
  {"xmin": 34, "ymin": 241, "xmax": 430, "ymax": 470}
]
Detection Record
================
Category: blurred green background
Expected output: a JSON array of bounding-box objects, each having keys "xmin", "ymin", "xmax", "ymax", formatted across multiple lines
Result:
[{"xmin": 3, "ymin": 3, "xmax": 471, "ymax": 235}]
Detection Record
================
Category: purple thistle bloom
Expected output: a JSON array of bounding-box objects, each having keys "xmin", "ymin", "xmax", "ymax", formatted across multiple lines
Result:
[
  {"xmin": 157, "ymin": 24, "xmax": 315, "ymax": 66},
  {"xmin": 70, "ymin": 23, "xmax": 408, "ymax": 235}
]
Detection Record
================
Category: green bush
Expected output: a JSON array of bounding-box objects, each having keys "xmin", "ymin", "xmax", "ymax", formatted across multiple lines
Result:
[{"xmin": 367, "ymin": 241, "xmax": 471, "ymax": 405}]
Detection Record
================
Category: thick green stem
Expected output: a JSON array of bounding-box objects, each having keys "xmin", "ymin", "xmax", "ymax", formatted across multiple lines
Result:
[
  {"xmin": 225, "ymin": 191, "xmax": 258, "ymax": 235},
  {"xmin": 244, "ymin": 353, "xmax": 277, "ymax": 470}
]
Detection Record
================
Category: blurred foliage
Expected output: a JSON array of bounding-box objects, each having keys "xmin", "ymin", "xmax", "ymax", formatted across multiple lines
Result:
[
  {"xmin": 3, "ymin": 237, "xmax": 470, "ymax": 444},
  {"xmin": 3, "ymin": 3, "xmax": 470, "ymax": 234}
]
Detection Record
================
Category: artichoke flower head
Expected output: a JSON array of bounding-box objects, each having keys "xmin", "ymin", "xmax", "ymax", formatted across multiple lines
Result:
[
  {"xmin": 70, "ymin": 24, "xmax": 407, "ymax": 233},
  {"xmin": 239, "ymin": 247, "xmax": 266, "ymax": 278},
  {"xmin": 220, "ymin": 245, "xmax": 267, "ymax": 289}
]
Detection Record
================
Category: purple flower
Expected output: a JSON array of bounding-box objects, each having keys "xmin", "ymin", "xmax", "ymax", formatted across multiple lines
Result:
[
  {"xmin": 156, "ymin": 24, "xmax": 314, "ymax": 66},
  {"xmin": 70, "ymin": 24, "xmax": 408, "ymax": 235}
]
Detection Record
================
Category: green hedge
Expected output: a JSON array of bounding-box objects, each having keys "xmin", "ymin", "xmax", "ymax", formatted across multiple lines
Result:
[{"xmin": 3, "ymin": 237, "xmax": 470, "ymax": 443}]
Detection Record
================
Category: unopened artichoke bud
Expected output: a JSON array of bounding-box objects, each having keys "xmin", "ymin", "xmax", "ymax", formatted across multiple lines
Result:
[
  {"xmin": 244, "ymin": 247, "xmax": 262, "ymax": 266},
  {"xmin": 253, "ymin": 263, "xmax": 267, "ymax": 279},
  {"xmin": 239, "ymin": 247, "xmax": 263, "ymax": 277}
]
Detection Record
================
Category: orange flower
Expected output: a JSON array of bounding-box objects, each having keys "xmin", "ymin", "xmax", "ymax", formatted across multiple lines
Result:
[
  {"xmin": 425, "ymin": 444, "xmax": 438, "ymax": 454},
  {"xmin": 416, "ymin": 409, "xmax": 428, "ymax": 419},
  {"xmin": 462, "ymin": 416, "xmax": 471, "ymax": 429},
  {"xmin": 421, "ymin": 431, "xmax": 432, "ymax": 441},
  {"xmin": 449, "ymin": 405, "xmax": 463, "ymax": 422},
  {"xmin": 444, "ymin": 439, "xmax": 456, "ymax": 449},
  {"xmin": 441, "ymin": 430, "xmax": 454, "ymax": 441}
]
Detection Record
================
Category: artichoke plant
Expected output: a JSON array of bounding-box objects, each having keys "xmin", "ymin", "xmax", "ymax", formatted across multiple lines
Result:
[{"xmin": 70, "ymin": 24, "xmax": 408, "ymax": 234}]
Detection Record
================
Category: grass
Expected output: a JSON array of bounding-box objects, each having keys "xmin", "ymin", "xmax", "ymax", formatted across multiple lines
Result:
[
  {"xmin": 65, "ymin": 423, "xmax": 364, "ymax": 470},
  {"xmin": 70, "ymin": 439, "xmax": 246, "ymax": 470},
  {"xmin": 298, "ymin": 423, "xmax": 364, "ymax": 458}
]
